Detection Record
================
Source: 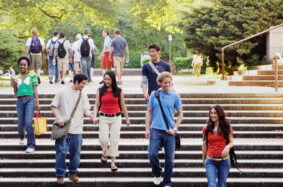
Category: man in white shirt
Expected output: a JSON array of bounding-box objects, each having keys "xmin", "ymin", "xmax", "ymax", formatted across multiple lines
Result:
[
  {"xmin": 77, "ymin": 29, "xmax": 94, "ymax": 82},
  {"xmin": 51, "ymin": 74, "xmax": 94, "ymax": 184},
  {"xmin": 46, "ymin": 31, "xmax": 59, "ymax": 84},
  {"xmin": 72, "ymin": 34, "xmax": 82, "ymax": 75},
  {"xmin": 25, "ymin": 28, "xmax": 45, "ymax": 84}
]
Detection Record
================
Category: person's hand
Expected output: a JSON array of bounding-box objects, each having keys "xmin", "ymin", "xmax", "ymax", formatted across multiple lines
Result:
[
  {"xmin": 222, "ymin": 145, "xmax": 230, "ymax": 157},
  {"xmin": 57, "ymin": 116, "xmax": 64, "ymax": 127},
  {"xmin": 203, "ymin": 159, "xmax": 206, "ymax": 167},
  {"xmin": 126, "ymin": 119, "xmax": 130, "ymax": 127},
  {"xmin": 93, "ymin": 117, "xmax": 98, "ymax": 125},
  {"xmin": 145, "ymin": 129, "xmax": 150, "ymax": 139},
  {"xmin": 167, "ymin": 129, "xmax": 175, "ymax": 136},
  {"xmin": 89, "ymin": 114, "xmax": 94, "ymax": 122},
  {"xmin": 144, "ymin": 93, "xmax": 149, "ymax": 102},
  {"xmin": 35, "ymin": 103, "xmax": 40, "ymax": 111}
]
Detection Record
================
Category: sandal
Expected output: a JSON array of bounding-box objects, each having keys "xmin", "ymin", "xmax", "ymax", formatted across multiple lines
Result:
[
  {"xmin": 101, "ymin": 155, "xmax": 107, "ymax": 164},
  {"xmin": 111, "ymin": 165, "xmax": 118, "ymax": 172}
]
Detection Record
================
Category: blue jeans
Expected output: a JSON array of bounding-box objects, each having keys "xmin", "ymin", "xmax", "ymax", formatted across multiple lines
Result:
[
  {"xmin": 16, "ymin": 96, "xmax": 35, "ymax": 149},
  {"xmin": 55, "ymin": 134, "xmax": 82, "ymax": 177},
  {"xmin": 148, "ymin": 128, "xmax": 175, "ymax": 187},
  {"xmin": 81, "ymin": 56, "xmax": 91, "ymax": 82},
  {"xmin": 48, "ymin": 56, "xmax": 59, "ymax": 83},
  {"xmin": 205, "ymin": 157, "xmax": 231, "ymax": 187}
]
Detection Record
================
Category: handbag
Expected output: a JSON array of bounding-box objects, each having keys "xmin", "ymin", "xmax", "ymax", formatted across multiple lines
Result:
[
  {"xmin": 155, "ymin": 90, "xmax": 181, "ymax": 150},
  {"xmin": 34, "ymin": 110, "xmax": 47, "ymax": 136},
  {"xmin": 226, "ymin": 137, "xmax": 242, "ymax": 174},
  {"xmin": 51, "ymin": 91, "xmax": 82, "ymax": 140}
]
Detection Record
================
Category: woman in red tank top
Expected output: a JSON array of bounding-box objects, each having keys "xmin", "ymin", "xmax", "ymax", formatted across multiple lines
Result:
[
  {"xmin": 92, "ymin": 71, "xmax": 130, "ymax": 172},
  {"xmin": 202, "ymin": 105, "xmax": 234, "ymax": 187}
]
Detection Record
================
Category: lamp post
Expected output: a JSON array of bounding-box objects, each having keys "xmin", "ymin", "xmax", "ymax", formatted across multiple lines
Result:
[{"xmin": 168, "ymin": 34, "xmax": 172, "ymax": 62}]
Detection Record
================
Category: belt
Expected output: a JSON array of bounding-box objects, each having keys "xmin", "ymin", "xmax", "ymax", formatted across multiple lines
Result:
[
  {"xmin": 18, "ymin": 96, "xmax": 33, "ymax": 99},
  {"xmin": 99, "ymin": 112, "xmax": 121, "ymax": 117},
  {"xmin": 207, "ymin": 156, "xmax": 229, "ymax": 161}
]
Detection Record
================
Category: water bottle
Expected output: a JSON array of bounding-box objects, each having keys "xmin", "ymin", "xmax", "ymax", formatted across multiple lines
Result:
[{"xmin": 125, "ymin": 59, "xmax": 129, "ymax": 66}]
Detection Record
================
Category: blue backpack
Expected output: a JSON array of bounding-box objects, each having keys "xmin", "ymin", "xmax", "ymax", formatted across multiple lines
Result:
[
  {"xmin": 48, "ymin": 39, "xmax": 58, "ymax": 57},
  {"xmin": 30, "ymin": 37, "xmax": 42, "ymax": 53}
]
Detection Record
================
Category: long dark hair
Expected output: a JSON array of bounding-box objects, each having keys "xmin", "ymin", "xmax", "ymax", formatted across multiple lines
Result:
[
  {"xmin": 101, "ymin": 70, "xmax": 119, "ymax": 97},
  {"xmin": 204, "ymin": 105, "xmax": 230, "ymax": 143}
]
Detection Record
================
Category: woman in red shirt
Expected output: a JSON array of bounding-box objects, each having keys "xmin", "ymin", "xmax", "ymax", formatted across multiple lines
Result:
[
  {"xmin": 202, "ymin": 105, "xmax": 234, "ymax": 187},
  {"xmin": 92, "ymin": 70, "xmax": 130, "ymax": 172}
]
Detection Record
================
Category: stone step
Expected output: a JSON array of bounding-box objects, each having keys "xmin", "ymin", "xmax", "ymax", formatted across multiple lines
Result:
[
  {"xmin": 0, "ymin": 168, "xmax": 281, "ymax": 178},
  {"xmin": 2, "ymin": 98, "xmax": 283, "ymax": 105},
  {"xmin": 243, "ymin": 75, "xmax": 283, "ymax": 81},
  {"xmin": 228, "ymin": 81, "xmax": 283, "ymax": 87},
  {"xmin": 0, "ymin": 150, "xmax": 281, "ymax": 160},
  {"xmin": 0, "ymin": 159, "xmax": 281, "ymax": 168},
  {"xmin": 234, "ymin": 70, "xmax": 283, "ymax": 76},
  {"xmin": 247, "ymin": 64, "xmax": 283, "ymax": 71},
  {"xmin": 1, "ymin": 104, "xmax": 283, "ymax": 111},
  {"xmin": 1, "ymin": 130, "xmax": 283, "ymax": 138},
  {"xmin": 2, "ymin": 124, "xmax": 283, "ymax": 132},
  {"xmin": 1, "ymin": 177, "xmax": 283, "ymax": 187}
]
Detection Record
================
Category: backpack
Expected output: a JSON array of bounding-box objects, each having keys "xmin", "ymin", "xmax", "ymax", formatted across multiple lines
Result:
[
  {"xmin": 48, "ymin": 39, "xmax": 58, "ymax": 57},
  {"xmin": 80, "ymin": 38, "xmax": 90, "ymax": 57},
  {"xmin": 30, "ymin": 37, "xmax": 42, "ymax": 53},
  {"xmin": 98, "ymin": 86, "xmax": 122, "ymax": 115},
  {"xmin": 57, "ymin": 40, "xmax": 66, "ymax": 58}
]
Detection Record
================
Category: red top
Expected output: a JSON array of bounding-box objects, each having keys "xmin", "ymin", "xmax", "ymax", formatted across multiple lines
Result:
[
  {"xmin": 100, "ymin": 90, "xmax": 120, "ymax": 114},
  {"xmin": 202, "ymin": 126, "xmax": 233, "ymax": 157}
]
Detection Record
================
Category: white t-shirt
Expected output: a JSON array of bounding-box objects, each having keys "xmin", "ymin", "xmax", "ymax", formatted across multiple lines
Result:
[
  {"xmin": 25, "ymin": 37, "xmax": 45, "ymax": 47},
  {"xmin": 104, "ymin": 36, "xmax": 112, "ymax": 52},
  {"xmin": 72, "ymin": 40, "xmax": 81, "ymax": 62},
  {"xmin": 77, "ymin": 36, "xmax": 95, "ymax": 57},
  {"xmin": 46, "ymin": 37, "xmax": 58, "ymax": 48},
  {"xmin": 51, "ymin": 86, "xmax": 90, "ymax": 134}
]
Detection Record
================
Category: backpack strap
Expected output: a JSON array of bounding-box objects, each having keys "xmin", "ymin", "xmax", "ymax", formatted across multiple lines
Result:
[{"xmin": 149, "ymin": 61, "xmax": 160, "ymax": 76}]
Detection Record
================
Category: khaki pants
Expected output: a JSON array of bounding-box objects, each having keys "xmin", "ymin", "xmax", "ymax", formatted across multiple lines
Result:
[
  {"xmin": 74, "ymin": 61, "xmax": 82, "ymax": 74},
  {"xmin": 99, "ymin": 115, "xmax": 122, "ymax": 157},
  {"xmin": 30, "ymin": 54, "xmax": 42, "ymax": 70},
  {"xmin": 114, "ymin": 57, "xmax": 125, "ymax": 71},
  {"xmin": 58, "ymin": 58, "xmax": 68, "ymax": 72}
]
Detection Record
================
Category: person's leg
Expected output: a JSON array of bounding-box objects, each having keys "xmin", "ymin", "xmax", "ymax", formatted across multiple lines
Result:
[
  {"xmin": 148, "ymin": 128, "xmax": 162, "ymax": 178},
  {"xmin": 29, "ymin": 55, "xmax": 35, "ymax": 71},
  {"xmin": 81, "ymin": 57, "xmax": 88, "ymax": 77},
  {"xmin": 24, "ymin": 97, "xmax": 36, "ymax": 149},
  {"xmin": 217, "ymin": 159, "xmax": 231, "ymax": 187},
  {"xmin": 58, "ymin": 58, "xmax": 63, "ymax": 82},
  {"xmin": 48, "ymin": 57, "xmax": 55, "ymax": 83},
  {"xmin": 86, "ymin": 56, "xmax": 92, "ymax": 82},
  {"xmin": 68, "ymin": 134, "xmax": 83, "ymax": 175},
  {"xmin": 61, "ymin": 59, "xmax": 68, "ymax": 83},
  {"xmin": 114, "ymin": 57, "xmax": 121, "ymax": 82},
  {"xmin": 99, "ymin": 116, "xmax": 110, "ymax": 157},
  {"xmin": 36, "ymin": 54, "xmax": 42, "ymax": 78},
  {"xmin": 108, "ymin": 116, "xmax": 122, "ymax": 168},
  {"xmin": 68, "ymin": 63, "xmax": 74, "ymax": 82},
  {"xmin": 55, "ymin": 58, "xmax": 59, "ymax": 83},
  {"xmin": 162, "ymin": 132, "xmax": 175, "ymax": 187},
  {"xmin": 55, "ymin": 136, "xmax": 69, "ymax": 177},
  {"xmin": 205, "ymin": 158, "xmax": 218, "ymax": 187},
  {"xmin": 16, "ymin": 98, "xmax": 25, "ymax": 141},
  {"xmin": 119, "ymin": 57, "xmax": 125, "ymax": 82}
]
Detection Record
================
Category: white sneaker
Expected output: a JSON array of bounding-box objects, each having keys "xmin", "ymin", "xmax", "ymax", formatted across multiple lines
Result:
[
  {"xmin": 19, "ymin": 139, "xmax": 24, "ymax": 145},
  {"xmin": 153, "ymin": 176, "xmax": 162, "ymax": 185},
  {"xmin": 26, "ymin": 147, "xmax": 35, "ymax": 153}
]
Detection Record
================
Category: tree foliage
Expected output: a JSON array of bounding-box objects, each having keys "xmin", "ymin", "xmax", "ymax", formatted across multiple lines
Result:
[{"xmin": 183, "ymin": 0, "xmax": 283, "ymax": 71}]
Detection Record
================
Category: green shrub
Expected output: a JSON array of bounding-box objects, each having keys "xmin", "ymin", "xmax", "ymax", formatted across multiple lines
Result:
[
  {"xmin": 174, "ymin": 57, "xmax": 193, "ymax": 71},
  {"xmin": 142, "ymin": 58, "xmax": 151, "ymax": 65}
]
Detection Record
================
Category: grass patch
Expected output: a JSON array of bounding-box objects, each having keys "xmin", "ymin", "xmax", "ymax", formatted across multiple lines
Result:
[{"xmin": 0, "ymin": 83, "xmax": 10, "ymax": 87}]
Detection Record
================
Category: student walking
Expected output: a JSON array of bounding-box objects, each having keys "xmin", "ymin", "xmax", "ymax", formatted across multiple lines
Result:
[
  {"xmin": 92, "ymin": 70, "xmax": 130, "ymax": 171},
  {"xmin": 109, "ymin": 29, "xmax": 129, "ymax": 85},
  {"xmin": 25, "ymin": 28, "xmax": 45, "ymax": 84},
  {"xmin": 141, "ymin": 44, "xmax": 171, "ymax": 102},
  {"xmin": 72, "ymin": 34, "xmax": 82, "ymax": 75},
  {"xmin": 202, "ymin": 105, "xmax": 234, "ymax": 187},
  {"xmin": 53, "ymin": 33, "xmax": 72, "ymax": 84},
  {"xmin": 98, "ymin": 30, "xmax": 113, "ymax": 78},
  {"xmin": 12, "ymin": 56, "xmax": 40, "ymax": 153},
  {"xmin": 51, "ymin": 74, "xmax": 94, "ymax": 184},
  {"xmin": 46, "ymin": 31, "xmax": 59, "ymax": 84},
  {"xmin": 145, "ymin": 72, "xmax": 183, "ymax": 187}
]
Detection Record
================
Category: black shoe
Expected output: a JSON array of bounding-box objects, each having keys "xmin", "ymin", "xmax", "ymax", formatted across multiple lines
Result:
[
  {"xmin": 111, "ymin": 165, "xmax": 118, "ymax": 172},
  {"xmin": 37, "ymin": 77, "xmax": 41, "ymax": 84},
  {"xmin": 61, "ymin": 81, "xmax": 65, "ymax": 84},
  {"xmin": 49, "ymin": 80, "xmax": 53, "ymax": 84},
  {"xmin": 99, "ymin": 80, "xmax": 104, "ymax": 84}
]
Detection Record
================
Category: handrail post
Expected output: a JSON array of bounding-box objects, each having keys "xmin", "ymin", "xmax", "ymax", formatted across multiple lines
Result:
[
  {"xmin": 275, "ymin": 56, "xmax": 278, "ymax": 92},
  {"xmin": 221, "ymin": 48, "xmax": 225, "ymax": 80}
]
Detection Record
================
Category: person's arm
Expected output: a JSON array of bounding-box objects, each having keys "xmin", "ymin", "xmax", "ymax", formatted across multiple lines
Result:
[
  {"xmin": 25, "ymin": 47, "xmax": 30, "ymax": 56},
  {"xmin": 51, "ymin": 106, "xmax": 64, "ymax": 127},
  {"xmin": 12, "ymin": 77, "xmax": 18, "ymax": 96},
  {"xmin": 141, "ymin": 86, "xmax": 149, "ymax": 102},
  {"xmin": 202, "ymin": 136, "xmax": 208, "ymax": 167},
  {"xmin": 92, "ymin": 89, "xmax": 100, "ymax": 124},
  {"xmin": 109, "ymin": 46, "xmax": 114, "ymax": 61},
  {"xmin": 167, "ymin": 109, "xmax": 183, "ymax": 135},
  {"xmin": 120, "ymin": 90, "xmax": 130, "ymax": 127},
  {"xmin": 145, "ymin": 107, "xmax": 152, "ymax": 139},
  {"xmin": 98, "ymin": 46, "xmax": 107, "ymax": 60},
  {"xmin": 33, "ymin": 85, "xmax": 40, "ymax": 111},
  {"xmin": 125, "ymin": 46, "xmax": 129, "ymax": 59},
  {"xmin": 141, "ymin": 65, "xmax": 149, "ymax": 102},
  {"xmin": 222, "ymin": 130, "xmax": 234, "ymax": 156}
]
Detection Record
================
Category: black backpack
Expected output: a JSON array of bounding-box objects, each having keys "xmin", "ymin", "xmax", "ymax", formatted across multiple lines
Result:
[
  {"xmin": 30, "ymin": 37, "xmax": 42, "ymax": 53},
  {"xmin": 98, "ymin": 86, "xmax": 122, "ymax": 115},
  {"xmin": 58, "ymin": 40, "xmax": 66, "ymax": 58},
  {"xmin": 80, "ymin": 38, "xmax": 90, "ymax": 57}
]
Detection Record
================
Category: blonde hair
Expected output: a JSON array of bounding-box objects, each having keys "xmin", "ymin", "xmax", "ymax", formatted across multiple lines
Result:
[
  {"xmin": 157, "ymin": 71, "xmax": 173, "ymax": 84},
  {"xmin": 31, "ymin": 28, "xmax": 38, "ymax": 36}
]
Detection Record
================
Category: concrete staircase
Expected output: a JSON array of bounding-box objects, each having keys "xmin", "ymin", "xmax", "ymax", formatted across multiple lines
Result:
[
  {"xmin": 0, "ymin": 93, "xmax": 283, "ymax": 186},
  {"xmin": 228, "ymin": 64, "xmax": 283, "ymax": 87}
]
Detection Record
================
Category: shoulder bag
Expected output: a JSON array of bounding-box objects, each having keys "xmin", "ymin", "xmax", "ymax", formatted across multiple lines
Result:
[
  {"xmin": 155, "ymin": 90, "xmax": 181, "ymax": 150},
  {"xmin": 51, "ymin": 91, "xmax": 82, "ymax": 140}
]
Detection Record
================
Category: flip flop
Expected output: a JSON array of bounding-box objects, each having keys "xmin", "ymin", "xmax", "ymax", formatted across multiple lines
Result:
[
  {"xmin": 101, "ymin": 155, "xmax": 107, "ymax": 164},
  {"xmin": 111, "ymin": 165, "xmax": 118, "ymax": 172}
]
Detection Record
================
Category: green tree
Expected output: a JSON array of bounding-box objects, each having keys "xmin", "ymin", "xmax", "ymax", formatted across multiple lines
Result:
[
  {"xmin": 0, "ymin": 29, "xmax": 24, "ymax": 70},
  {"xmin": 183, "ymin": 0, "xmax": 283, "ymax": 72}
]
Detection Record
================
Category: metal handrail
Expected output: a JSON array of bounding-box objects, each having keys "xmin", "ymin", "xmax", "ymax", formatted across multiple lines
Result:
[
  {"xmin": 275, "ymin": 53, "xmax": 282, "ymax": 92},
  {"xmin": 221, "ymin": 23, "xmax": 283, "ymax": 80}
]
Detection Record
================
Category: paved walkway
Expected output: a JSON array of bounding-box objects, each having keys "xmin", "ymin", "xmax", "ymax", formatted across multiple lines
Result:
[{"xmin": 1, "ymin": 75, "xmax": 283, "ymax": 94}]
